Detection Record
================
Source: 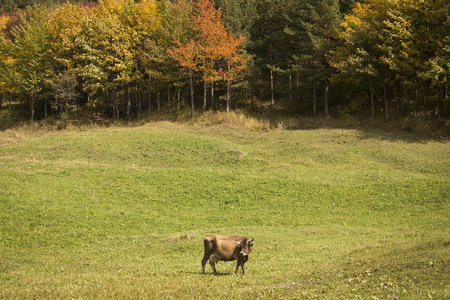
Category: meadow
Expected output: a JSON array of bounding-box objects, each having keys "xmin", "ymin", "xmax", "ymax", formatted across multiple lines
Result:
[{"xmin": 0, "ymin": 116, "xmax": 448, "ymax": 299}]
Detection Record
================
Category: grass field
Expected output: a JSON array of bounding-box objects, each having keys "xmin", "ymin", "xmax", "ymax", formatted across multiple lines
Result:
[{"xmin": 0, "ymin": 118, "xmax": 449, "ymax": 299}]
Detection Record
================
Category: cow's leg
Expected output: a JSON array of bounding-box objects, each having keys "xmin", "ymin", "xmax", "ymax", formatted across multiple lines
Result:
[
  {"xmin": 240, "ymin": 261, "xmax": 245, "ymax": 275},
  {"xmin": 209, "ymin": 254, "xmax": 219, "ymax": 275},
  {"xmin": 201, "ymin": 252, "xmax": 211, "ymax": 274},
  {"xmin": 234, "ymin": 260, "xmax": 241, "ymax": 275},
  {"xmin": 202, "ymin": 238, "xmax": 214, "ymax": 274},
  {"xmin": 210, "ymin": 261, "xmax": 218, "ymax": 275}
]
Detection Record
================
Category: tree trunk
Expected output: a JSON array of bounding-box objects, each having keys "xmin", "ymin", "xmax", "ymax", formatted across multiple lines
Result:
[
  {"xmin": 88, "ymin": 95, "xmax": 93, "ymax": 121},
  {"xmin": 270, "ymin": 69, "xmax": 274, "ymax": 106},
  {"xmin": 406, "ymin": 89, "xmax": 410, "ymax": 115},
  {"xmin": 157, "ymin": 86, "xmax": 160, "ymax": 113},
  {"xmin": 210, "ymin": 81, "xmax": 215, "ymax": 110},
  {"xmin": 369, "ymin": 80, "xmax": 375, "ymax": 119},
  {"xmin": 394, "ymin": 84, "xmax": 399, "ymax": 114},
  {"xmin": 138, "ymin": 92, "xmax": 141, "ymax": 120},
  {"xmin": 31, "ymin": 93, "xmax": 35, "ymax": 127},
  {"xmin": 44, "ymin": 99, "xmax": 48, "ymax": 119},
  {"xmin": 227, "ymin": 79, "xmax": 231, "ymax": 113},
  {"xmin": 136, "ymin": 84, "xmax": 141, "ymax": 120},
  {"xmin": 103, "ymin": 91, "xmax": 107, "ymax": 115},
  {"xmin": 413, "ymin": 89, "xmax": 418, "ymax": 118},
  {"xmin": 113, "ymin": 93, "xmax": 116, "ymax": 122},
  {"xmin": 189, "ymin": 75, "xmax": 195, "ymax": 118},
  {"xmin": 177, "ymin": 86, "xmax": 181, "ymax": 112},
  {"xmin": 424, "ymin": 89, "xmax": 428, "ymax": 121},
  {"xmin": 168, "ymin": 85, "xmax": 171, "ymax": 114},
  {"xmin": 148, "ymin": 89, "xmax": 151, "ymax": 115},
  {"xmin": 113, "ymin": 91, "xmax": 119, "ymax": 122},
  {"xmin": 270, "ymin": 45, "xmax": 274, "ymax": 106},
  {"xmin": 313, "ymin": 79, "xmax": 317, "ymax": 117},
  {"xmin": 434, "ymin": 88, "xmax": 440, "ymax": 122},
  {"xmin": 230, "ymin": 80, "xmax": 234, "ymax": 110},
  {"xmin": 8, "ymin": 94, "xmax": 13, "ymax": 123},
  {"xmin": 296, "ymin": 72, "xmax": 300, "ymax": 106},
  {"xmin": 401, "ymin": 86, "xmax": 406, "ymax": 114},
  {"xmin": 202, "ymin": 81, "xmax": 207, "ymax": 114},
  {"xmin": 125, "ymin": 84, "xmax": 130, "ymax": 124},
  {"xmin": 383, "ymin": 81, "xmax": 389, "ymax": 121},
  {"xmin": 289, "ymin": 71, "xmax": 292, "ymax": 103},
  {"xmin": 64, "ymin": 101, "xmax": 68, "ymax": 129},
  {"xmin": 324, "ymin": 79, "xmax": 329, "ymax": 116},
  {"xmin": 445, "ymin": 85, "xmax": 449, "ymax": 119}
]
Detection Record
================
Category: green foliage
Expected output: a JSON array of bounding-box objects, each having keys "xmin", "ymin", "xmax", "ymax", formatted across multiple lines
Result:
[
  {"xmin": 50, "ymin": 70, "xmax": 79, "ymax": 127},
  {"xmin": 0, "ymin": 5, "xmax": 52, "ymax": 124},
  {"xmin": 0, "ymin": 123, "xmax": 448, "ymax": 298},
  {"xmin": 0, "ymin": 0, "xmax": 449, "ymax": 124},
  {"xmin": 1, "ymin": 5, "xmax": 50, "ymax": 96},
  {"xmin": 329, "ymin": 0, "xmax": 450, "ymax": 120},
  {"xmin": 0, "ymin": 0, "xmax": 94, "ymax": 14},
  {"xmin": 215, "ymin": 0, "xmax": 257, "ymax": 39}
]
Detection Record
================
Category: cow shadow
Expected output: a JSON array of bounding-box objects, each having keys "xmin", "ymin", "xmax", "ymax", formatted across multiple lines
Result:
[{"xmin": 180, "ymin": 271, "xmax": 239, "ymax": 276}]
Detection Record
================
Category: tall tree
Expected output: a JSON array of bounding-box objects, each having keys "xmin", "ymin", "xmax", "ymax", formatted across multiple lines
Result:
[
  {"xmin": 329, "ymin": 1, "xmax": 402, "ymax": 119},
  {"xmin": 0, "ymin": 13, "xmax": 13, "ymax": 107},
  {"xmin": 294, "ymin": 0, "xmax": 341, "ymax": 116},
  {"xmin": 50, "ymin": 70, "xmax": 79, "ymax": 128},
  {"xmin": 329, "ymin": 0, "xmax": 448, "ymax": 120},
  {"xmin": 168, "ymin": 40, "xmax": 199, "ymax": 117},
  {"xmin": 0, "ymin": 5, "xmax": 51, "ymax": 125},
  {"xmin": 168, "ymin": 0, "xmax": 248, "ymax": 116},
  {"xmin": 195, "ymin": 0, "xmax": 247, "ymax": 113},
  {"xmin": 74, "ymin": 0, "xmax": 138, "ymax": 123}
]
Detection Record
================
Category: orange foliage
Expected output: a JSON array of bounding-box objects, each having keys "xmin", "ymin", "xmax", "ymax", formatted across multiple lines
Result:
[{"xmin": 168, "ymin": 0, "xmax": 247, "ymax": 83}]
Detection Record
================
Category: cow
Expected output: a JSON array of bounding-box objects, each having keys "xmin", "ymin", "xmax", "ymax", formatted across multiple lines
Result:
[{"xmin": 201, "ymin": 234, "xmax": 254, "ymax": 275}]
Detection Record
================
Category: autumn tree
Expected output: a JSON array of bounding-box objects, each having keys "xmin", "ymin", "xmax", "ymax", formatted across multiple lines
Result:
[
  {"xmin": 329, "ymin": 0, "xmax": 449, "ymax": 120},
  {"xmin": 168, "ymin": 0, "xmax": 248, "ymax": 116},
  {"xmin": 168, "ymin": 40, "xmax": 199, "ymax": 117},
  {"xmin": 0, "ymin": 13, "xmax": 12, "ymax": 109},
  {"xmin": 74, "ymin": 0, "xmax": 137, "ymax": 123},
  {"xmin": 195, "ymin": 0, "xmax": 247, "ymax": 113},
  {"xmin": 122, "ymin": 0, "xmax": 160, "ymax": 119},
  {"xmin": 0, "ymin": 5, "xmax": 51, "ymax": 125}
]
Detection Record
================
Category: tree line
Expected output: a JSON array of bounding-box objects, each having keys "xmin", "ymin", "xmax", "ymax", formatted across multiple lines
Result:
[{"xmin": 0, "ymin": 0, "xmax": 448, "ymax": 126}]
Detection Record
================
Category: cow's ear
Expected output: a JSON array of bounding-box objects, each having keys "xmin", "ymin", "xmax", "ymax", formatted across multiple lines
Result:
[{"xmin": 234, "ymin": 241, "xmax": 242, "ymax": 247}]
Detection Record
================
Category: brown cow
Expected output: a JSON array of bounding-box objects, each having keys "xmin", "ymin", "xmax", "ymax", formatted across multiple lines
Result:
[{"xmin": 201, "ymin": 234, "xmax": 254, "ymax": 275}]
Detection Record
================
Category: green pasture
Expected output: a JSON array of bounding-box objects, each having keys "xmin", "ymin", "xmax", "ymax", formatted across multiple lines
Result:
[{"xmin": 0, "ymin": 122, "xmax": 448, "ymax": 299}]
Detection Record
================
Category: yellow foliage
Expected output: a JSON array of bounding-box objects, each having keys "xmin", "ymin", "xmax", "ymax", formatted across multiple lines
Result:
[
  {"xmin": 96, "ymin": 0, "xmax": 129, "ymax": 15},
  {"xmin": 47, "ymin": 3, "xmax": 88, "ymax": 62},
  {"xmin": 132, "ymin": 0, "xmax": 161, "ymax": 36},
  {"xmin": 0, "ymin": 14, "xmax": 9, "ymax": 37}
]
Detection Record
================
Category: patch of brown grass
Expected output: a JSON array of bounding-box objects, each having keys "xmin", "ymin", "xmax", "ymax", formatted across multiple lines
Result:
[{"xmin": 192, "ymin": 110, "xmax": 272, "ymax": 131}]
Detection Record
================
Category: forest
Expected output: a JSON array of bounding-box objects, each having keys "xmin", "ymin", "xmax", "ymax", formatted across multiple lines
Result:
[{"xmin": 0, "ymin": 0, "xmax": 449, "ymax": 126}]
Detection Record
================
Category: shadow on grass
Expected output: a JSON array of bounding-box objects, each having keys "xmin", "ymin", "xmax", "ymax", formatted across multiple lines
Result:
[
  {"xmin": 282, "ymin": 115, "xmax": 449, "ymax": 143},
  {"xmin": 180, "ymin": 270, "xmax": 243, "ymax": 276}
]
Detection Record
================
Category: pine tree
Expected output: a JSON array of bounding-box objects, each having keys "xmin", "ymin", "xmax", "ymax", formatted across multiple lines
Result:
[{"xmin": 294, "ymin": 0, "xmax": 341, "ymax": 116}]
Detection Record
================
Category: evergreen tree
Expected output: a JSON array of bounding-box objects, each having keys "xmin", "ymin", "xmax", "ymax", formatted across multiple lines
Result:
[{"xmin": 294, "ymin": 0, "xmax": 341, "ymax": 116}]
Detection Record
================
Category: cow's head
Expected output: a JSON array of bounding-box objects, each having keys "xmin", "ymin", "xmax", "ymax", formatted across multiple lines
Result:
[{"xmin": 235, "ymin": 238, "xmax": 254, "ymax": 257}]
